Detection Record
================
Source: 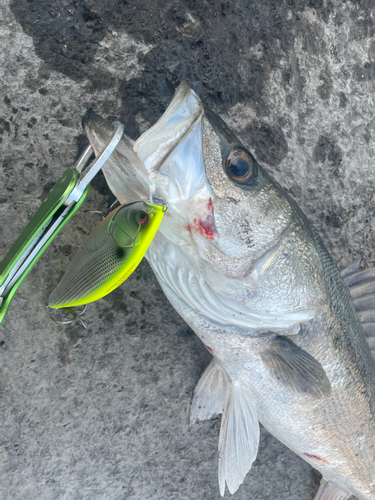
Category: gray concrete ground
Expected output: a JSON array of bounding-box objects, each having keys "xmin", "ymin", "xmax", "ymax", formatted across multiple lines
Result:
[{"xmin": 0, "ymin": 0, "xmax": 373, "ymax": 498}]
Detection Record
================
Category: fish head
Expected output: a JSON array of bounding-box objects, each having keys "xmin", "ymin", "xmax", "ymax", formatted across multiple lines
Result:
[
  {"xmin": 83, "ymin": 82, "xmax": 327, "ymax": 327},
  {"xmin": 84, "ymin": 84, "xmax": 294, "ymax": 279}
]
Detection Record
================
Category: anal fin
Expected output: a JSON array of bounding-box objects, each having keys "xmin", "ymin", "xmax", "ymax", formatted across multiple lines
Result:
[
  {"xmin": 190, "ymin": 359, "xmax": 230, "ymax": 424},
  {"xmin": 218, "ymin": 382, "xmax": 260, "ymax": 496},
  {"xmin": 261, "ymin": 336, "xmax": 332, "ymax": 399},
  {"xmin": 314, "ymin": 479, "xmax": 350, "ymax": 500}
]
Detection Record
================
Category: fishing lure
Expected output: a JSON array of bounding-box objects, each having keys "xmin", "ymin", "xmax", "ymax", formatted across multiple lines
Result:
[{"xmin": 48, "ymin": 200, "xmax": 166, "ymax": 308}]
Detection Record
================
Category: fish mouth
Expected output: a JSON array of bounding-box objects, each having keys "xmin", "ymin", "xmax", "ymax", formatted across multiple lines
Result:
[
  {"xmin": 82, "ymin": 82, "xmax": 207, "ymax": 206},
  {"xmin": 133, "ymin": 82, "xmax": 203, "ymax": 173},
  {"xmin": 82, "ymin": 110, "xmax": 149, "ymax": 203},
  {"xmin": 81, "ymin": 110, "xmax": 113, "ymax": 151}
]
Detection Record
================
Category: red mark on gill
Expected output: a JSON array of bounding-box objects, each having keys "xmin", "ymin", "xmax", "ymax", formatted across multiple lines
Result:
[
  {"xmin": 190, "ymin": 197, "xmax": 217, "ymax": 240},
  {"xmin": 304, "ymin": 453, "xmax": 328, "ymax": 463},
  {"xmin": 205, "ymin": 345, "xmax": 214, "ymax": 353}
]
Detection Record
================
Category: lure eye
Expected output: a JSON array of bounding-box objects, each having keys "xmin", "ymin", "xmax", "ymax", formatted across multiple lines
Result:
[
  {"xmin": 225, "ymin": 147, "xmax": 258, "ymax": 185},
  {"xmin": 137, "ymin": 211, "xmax": 149, "ymax": 224}
]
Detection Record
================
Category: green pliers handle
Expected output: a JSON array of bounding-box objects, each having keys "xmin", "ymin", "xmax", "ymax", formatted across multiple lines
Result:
[{"xmin": 0, "ymin": 121, "xmax": 124, "ymax": 324}]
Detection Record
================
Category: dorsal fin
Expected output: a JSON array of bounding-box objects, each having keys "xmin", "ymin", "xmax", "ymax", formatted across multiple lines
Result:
[
  {"xmin": 342, "ymin": 267, "xmax": 375, "ymax": 287},
  {"xmin": 342, "ymin": 258, "xmax": 375, "ymax": 358},
  {"xmin": 339, "ymin": 257, "xmax": 361, "ymax": 278},
  {"xmin": 314, "ymin": 479, "xmax": 350, "ymax": 500},
  {"xmin": 346, "ymin": 281, "xmax": 375, "ymax": 299}
]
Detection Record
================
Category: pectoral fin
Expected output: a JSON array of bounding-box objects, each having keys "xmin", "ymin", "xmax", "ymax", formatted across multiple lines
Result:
[
  {"xmin": 190, "ymin": 359, "xmax": 230, "ymax": 424},
  {"xmin": 218, "ymin": 382, "xmax": 260, "ymax": 496},
  {"xmin": 342, "ymin": 258, "xmax": 375, "ymax": 358},
  {"xmin": 261, "ymin": 337, "xmax": 331, "ymax": 399},
  {"xmin": 314, "ymin": 479, "xmax": 350, "ymax": 500}
]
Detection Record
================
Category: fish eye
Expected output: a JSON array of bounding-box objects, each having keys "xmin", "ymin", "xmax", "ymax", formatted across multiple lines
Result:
[{"xmin": 225, "ymin": 147, "xmax": 258, "ymax": 185}]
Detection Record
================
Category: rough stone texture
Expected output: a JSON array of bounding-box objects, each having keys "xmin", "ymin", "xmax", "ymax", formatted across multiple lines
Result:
[{"xmin": 0, "ymin": 0, "xmax": 374, "ymax": 498}]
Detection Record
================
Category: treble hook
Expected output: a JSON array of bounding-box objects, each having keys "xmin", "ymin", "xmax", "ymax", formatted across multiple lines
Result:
[{"xmin": 49, "ymin": 304, "xmax": 88, "ymax": 329}]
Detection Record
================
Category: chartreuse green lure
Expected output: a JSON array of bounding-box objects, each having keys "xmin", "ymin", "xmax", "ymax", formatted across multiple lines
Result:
[{"xmin": 48, "ymin": 200, "xmax": 166, "ymax": 308}]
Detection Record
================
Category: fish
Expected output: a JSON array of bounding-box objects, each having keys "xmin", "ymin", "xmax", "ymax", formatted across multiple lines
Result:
[{"xmin": 79, "ymin": 82, "xmax": 375, "ymax": 500}]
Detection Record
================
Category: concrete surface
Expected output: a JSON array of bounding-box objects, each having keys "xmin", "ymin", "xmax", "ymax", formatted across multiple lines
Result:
[{"xmin": 1, "ymin": 0, "xmax": 374, "ymax": 498}]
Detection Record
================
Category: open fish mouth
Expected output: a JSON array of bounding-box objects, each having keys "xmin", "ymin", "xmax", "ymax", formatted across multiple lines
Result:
[{"xmin": 83, "ymin": 82, "xmax": 208, "ymax": 207}]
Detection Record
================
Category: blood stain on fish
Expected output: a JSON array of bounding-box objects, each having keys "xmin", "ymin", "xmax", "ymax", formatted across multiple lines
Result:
[
  {"xmin": 304, "ymin": 453, "xmax": 328, "ymax": 463},
  {"xmin": 191, "ymin": 218, "xmax": 215, "ymax": 239},
  {"xmin": 190, "ymin": 198, "xmax": 217, "ymax": 240}
]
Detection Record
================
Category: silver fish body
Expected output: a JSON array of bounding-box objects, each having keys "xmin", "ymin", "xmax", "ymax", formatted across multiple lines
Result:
[{"xmin": 81, "ymin": 83, "xmax": 375, "ymax": 500}]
